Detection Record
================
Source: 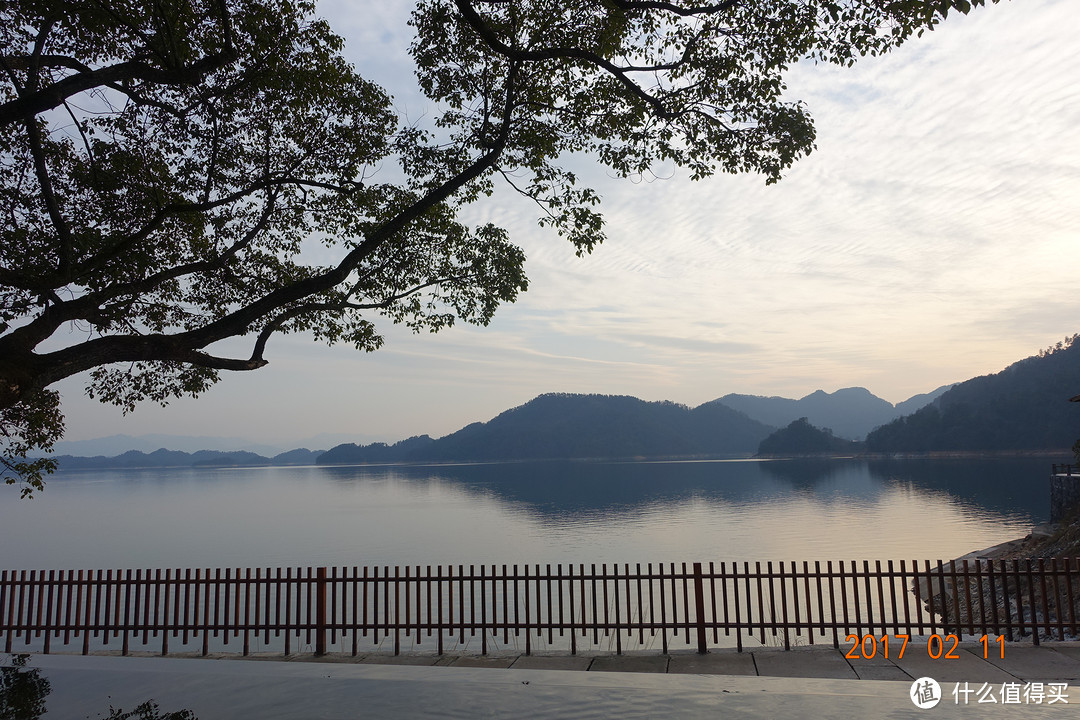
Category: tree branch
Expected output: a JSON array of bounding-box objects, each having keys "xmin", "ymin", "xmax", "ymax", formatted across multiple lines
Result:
[
  {"xmin": 173, "ymin": 61, "xmax": 521, "ymax": 353},
  {"xmin": 1, "ymin": 54, "xmax": 94, "ymax": 74},
  {"xmin": 0, "ymin": 56, "xmax": 231, "ymax": 128},
  {"xmin": 7, "ymin": 62, "xmax": 522, "ymax": 396},
  {"xmin": 248, "ymin": 272, "xmax": 473, "ymax": 361},
  {"xmin": 0, "ymin": 1, "xmax": 236, "ymax": 128},
  {"xmin": 23, "ymin": 115, "xmax": 75, "ymax": 278},
  {"xmin": 606, "ymin": 0, "xmax": 740, "ymax": 16},
  {"xmin": 453, "ymin": 0, "xmax": 676, "ymax": 118},
  {"xmin": 0, "ymin": 189, "xmax": 280, "ymax": 354},
  {"xmin": 70, "ymin": 173, "xmax": 351, "ymax": 286}
]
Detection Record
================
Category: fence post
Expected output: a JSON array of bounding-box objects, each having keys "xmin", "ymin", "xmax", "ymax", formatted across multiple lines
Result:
[
  {"xmin": 316, "ymin": 567, "xmax": 327, "ymax": 656},
  {"xmin": 693, "ymin": 562, "xmax": 707, "ymax": 654}
]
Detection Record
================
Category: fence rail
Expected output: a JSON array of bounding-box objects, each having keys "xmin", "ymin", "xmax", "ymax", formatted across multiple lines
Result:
[{"xmin": 2, "ymin": 559, "xmax": 1077, "ymax": 658}]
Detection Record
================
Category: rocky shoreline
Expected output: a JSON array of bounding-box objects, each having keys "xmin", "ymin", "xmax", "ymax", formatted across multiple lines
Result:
[{"xmin": 915, "ymin": 517, "xmax": 1080, "ymax": 641}]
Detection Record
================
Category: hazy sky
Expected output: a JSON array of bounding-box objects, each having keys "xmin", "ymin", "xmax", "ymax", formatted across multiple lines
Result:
[{"xmin": 54, "ymin": 0, "xmax": 1080, "ymax": 449}]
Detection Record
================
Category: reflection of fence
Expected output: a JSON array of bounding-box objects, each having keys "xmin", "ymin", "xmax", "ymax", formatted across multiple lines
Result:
[{"xmin": 2, "ymin": 560, "xmax": 1077, "ymax": 658}]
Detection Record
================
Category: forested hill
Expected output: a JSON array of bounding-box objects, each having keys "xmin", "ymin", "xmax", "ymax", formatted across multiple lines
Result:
[
  {"xmin": 865, "ymin": 337, "xmax": 1080, "ymax": 453},
  {"xmin": 318, "ymin": 394, "xmax": 776, "ymax": 464},
  {"xmin": 756, "ymin": 418, "xmax": 862, "ymax": 457}
]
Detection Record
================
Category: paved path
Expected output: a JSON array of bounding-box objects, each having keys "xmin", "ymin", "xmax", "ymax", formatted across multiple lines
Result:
[
  {"xmin": 268, "ymin": 640, "xmax": 1080, "ymax": 684},
  {"xmin": 18, "ymin": 650, "xmax": 1080, "ymax": 719}
]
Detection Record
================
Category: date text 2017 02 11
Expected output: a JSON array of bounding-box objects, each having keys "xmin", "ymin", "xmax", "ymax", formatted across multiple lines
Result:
[{"xmin": 845, "ymin": 633, "xmax": 1005, "ymax": 661}]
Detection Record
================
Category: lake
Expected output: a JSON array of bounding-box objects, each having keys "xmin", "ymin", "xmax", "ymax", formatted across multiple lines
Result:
[{"xmin": 0, "ymin": 457, "xmax": 1054, "ymax": 571}]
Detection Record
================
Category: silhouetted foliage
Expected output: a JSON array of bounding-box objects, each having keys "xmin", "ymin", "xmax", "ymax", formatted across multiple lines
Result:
[
  {"xmin": 0, "ymin": 654, "xmax": 197, "ymax": 720},
  {"xmin": 104, "ymin": 701, "xmax": 197, "ymax": 720},
  {"xmin": 0, "ymin": 655, "xmax": 49, "ymax": 720}
]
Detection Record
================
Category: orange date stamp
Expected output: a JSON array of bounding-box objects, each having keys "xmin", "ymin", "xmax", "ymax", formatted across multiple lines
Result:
[{"xmin": 844, "ymin": 633, "xmax": 1005, "ymax": 660}]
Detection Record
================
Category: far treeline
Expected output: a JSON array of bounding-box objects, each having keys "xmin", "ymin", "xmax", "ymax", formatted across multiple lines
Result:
[{"xmin": 50, "ymin": 336, "xmax": 1080, "ymax": 469}]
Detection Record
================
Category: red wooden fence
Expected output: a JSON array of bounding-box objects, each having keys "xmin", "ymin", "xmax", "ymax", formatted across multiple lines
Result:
[{"xmin": 1, "ymin": 559, "xmax": 1077, "ymax": 657}]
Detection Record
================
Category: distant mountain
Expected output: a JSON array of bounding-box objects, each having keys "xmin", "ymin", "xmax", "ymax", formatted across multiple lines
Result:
[
  {"xmin": 53, "ymin": 432, "xmax": 381, "ymax": 458},
  {"xmin": 317, "ymin": 436, "xmax": 435, "ymax": 465},
  {"xmin": 318, "ymin": 393, "xmax": 775, "ymax": 464},
  {"xmin": 718, "ymin": 386, "xmax": 949, "ymax": 440},
  {"xmin": 47, "ymin": 346, "xmax": 1069, "ymax": 469},
  {"xmin": 54, "ymin": 448, "xmax": 272, "ymax": 470},
  {"xmin": 756, "ymin": 418, "xmax": 861, "ymax": 457},
  {"xmin": 53, "ymin": 434, "xmax": 286, "ymax": 457},
  {"xmin": 893, "ymin": 384, "xmax": 953, "ymax": 416},
  {"xmin": 292, "ymin": 432, "xmax": 383, "ymax": 450},
  {"xmin": 865, "ymin": 337, "xmax": 1080, "ymax": 453},
  {"xmin": 270, "ymin": 448, "xmax": 326, "ymax": 465},
  {"xmin": 52, "ymin": 447, "xmax": 327, "ymax": 470}
]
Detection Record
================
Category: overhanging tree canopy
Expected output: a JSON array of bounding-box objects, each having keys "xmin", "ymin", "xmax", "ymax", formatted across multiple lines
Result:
[{"xmin": 0, "ymin": 0, "xmax": 995, "ymax": 493}]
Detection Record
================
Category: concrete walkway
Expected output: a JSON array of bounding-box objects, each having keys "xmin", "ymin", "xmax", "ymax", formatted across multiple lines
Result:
[
  {"xmin": 15, "ymin": 646, "xmax": 1080, "ymax": 718},
  {"xmin": 21, "ymin": 652, "xmax": 1080, "ymax": 719},
  {"xmin": 268, "ymin": 641, "xmax": 1080, "ymax": 685}
]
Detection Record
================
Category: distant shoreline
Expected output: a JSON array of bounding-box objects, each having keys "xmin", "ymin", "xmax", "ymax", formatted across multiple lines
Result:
[{"xmin": 42, "ymin": 448, "xmax": 1073, "ymax": 473}]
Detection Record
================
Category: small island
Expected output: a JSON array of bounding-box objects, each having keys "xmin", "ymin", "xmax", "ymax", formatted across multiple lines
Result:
[{"xmin": 755, "ymin": 417, "xmax": 861, "ymax": 457}]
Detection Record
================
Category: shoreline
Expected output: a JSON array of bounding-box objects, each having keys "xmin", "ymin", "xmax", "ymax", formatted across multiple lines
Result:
[{"xmin": 47, "ymin": 449, "xmax": 1074, "ymax": 472}]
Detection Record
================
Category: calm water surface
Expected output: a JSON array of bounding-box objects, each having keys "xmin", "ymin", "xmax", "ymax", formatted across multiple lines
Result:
[{"xmin": 0, "ymin": 457, "xmax": 1052, "ymax": 570}]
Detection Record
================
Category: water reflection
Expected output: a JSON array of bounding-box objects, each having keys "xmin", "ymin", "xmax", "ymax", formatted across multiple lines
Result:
[
  {"xmin": 308, "ymin": 458, "xmax": 1046, "ymax": 562},
  {"xmin": 0, "ymin": 654, "xmax": 198, "ymax": 720},
  {"xmin": 5, "ymin": 457, "xmax": 1052, "ymax": 569},
  {"xmin": 316, "ymin": 456, "xmax": 1050, "ymax": 523},
  {"xmin": 102, "ymin": 700, "xmax": 198, "ymax": 720},
  {"xmin": 319, "ymin": 460, "xmax": 797, "ymax": 518},
  {"xmin": 1, "ymin": 655, "xmax": 48, "ymax": 720},
  {"xmin": 757, "ymin": 459, "xmax": 848, "ymax": 487},
  {"xmin": 866, "ymin": 458, "xmax": 1049, "ymax": 518}
]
